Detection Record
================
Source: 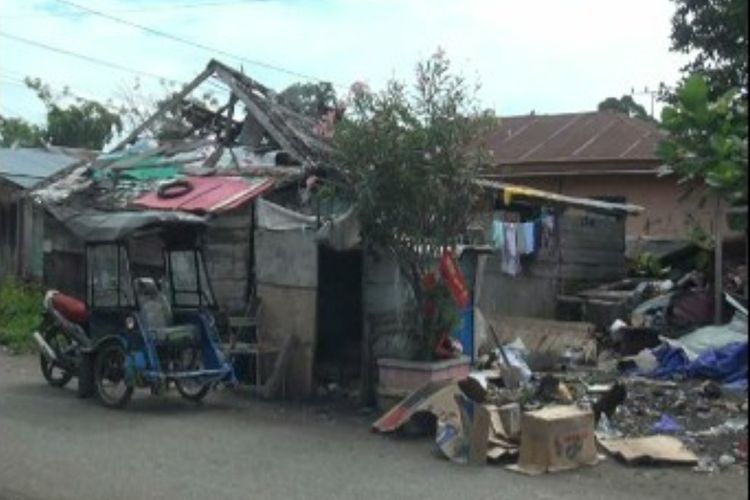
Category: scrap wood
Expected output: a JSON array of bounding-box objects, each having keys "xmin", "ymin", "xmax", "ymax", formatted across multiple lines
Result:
[
  {"xmin": 257, "ymin": 334, "xmax": 297, "ymax": 400},
  {"xmin": 598, "ymin": 435, "xmax": 698, "ymax": 465}
]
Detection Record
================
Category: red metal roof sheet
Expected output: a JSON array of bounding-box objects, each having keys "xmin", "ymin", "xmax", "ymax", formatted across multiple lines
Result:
[{"xmin": 133, "ymin": 176, "xmax": 275, "ymax": 214}]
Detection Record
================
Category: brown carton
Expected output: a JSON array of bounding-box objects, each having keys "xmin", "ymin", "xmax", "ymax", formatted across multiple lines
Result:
[{"xmin": 509, "ymin": 405, "xmax": 598, "ymax": 475}]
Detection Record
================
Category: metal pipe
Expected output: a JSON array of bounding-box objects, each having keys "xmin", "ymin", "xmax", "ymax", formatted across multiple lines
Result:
[{"xmin": 33, "ymin": 331, "xmax": 58, "ymax": 363}]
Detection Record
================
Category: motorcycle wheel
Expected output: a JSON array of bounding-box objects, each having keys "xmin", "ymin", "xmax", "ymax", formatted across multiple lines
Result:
[
  {"xmin": 94, "ymin": 343, "xmax": 133, "ymax": 409},
  {"xmin": 39, "ymin": 330, "xmax": 74, "ymax": 388}
]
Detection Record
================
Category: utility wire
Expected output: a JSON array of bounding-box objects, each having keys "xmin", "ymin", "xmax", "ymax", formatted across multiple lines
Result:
[
  {"xmin": 54, "ymin": 0, "xmax": 338, "ymax": 85},
  {"xmin": 0, "ymin": 36, "xmax": 232, "ymax": 117},
  {"xmin": 0, "ymin": 31, "xmax": 177, "ymax": 83},
  {"xmin": 2, "ymin": 1, "xmax": 267, "ymax": 18}
]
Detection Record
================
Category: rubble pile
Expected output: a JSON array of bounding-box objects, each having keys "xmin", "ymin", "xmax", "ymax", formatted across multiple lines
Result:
[{"xmin": 371, "ymin": 266, "xmax": 748, "ymax": 475}]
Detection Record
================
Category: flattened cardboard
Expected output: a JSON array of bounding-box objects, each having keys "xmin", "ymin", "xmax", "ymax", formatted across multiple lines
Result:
[
  {"xmin": 598, "ymin": 435, "xmax": 699, "ymax": 465},
  {"xmin": 372, "ymin": 379, "xmax": 458, "ymax": 432}
]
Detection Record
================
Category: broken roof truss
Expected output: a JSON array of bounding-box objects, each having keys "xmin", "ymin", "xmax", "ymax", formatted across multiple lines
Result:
[{"xmin": 112, "ymin": 59, "xmax": 333, "ymax": 168}]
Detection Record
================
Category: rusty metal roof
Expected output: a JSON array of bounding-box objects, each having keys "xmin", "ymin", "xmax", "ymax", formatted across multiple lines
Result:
[
  {"xmin": 133, "ymin": 176, "xmax": 275, "ymax": 214},
  {"xmin": 485, "ymin": 111, "xmax": 664, "ymax": 168}
]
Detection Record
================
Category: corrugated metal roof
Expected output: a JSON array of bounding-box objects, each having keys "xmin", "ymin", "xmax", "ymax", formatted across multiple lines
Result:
[
  {"xmin": 133, "ymin": 176, "xmax": 275, "ymax": 214},
  {"xmin": 0, "ymin": 148, "xmax": 82, "ymax": 189},
  {"xmin": 485, "ymin": 111, "xmax": 664, "ymax": 167}
]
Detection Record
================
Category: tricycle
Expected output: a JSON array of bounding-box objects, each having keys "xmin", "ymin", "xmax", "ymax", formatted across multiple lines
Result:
[{"xmin": 33, "ymin": 211, "xmax": 235, "ymax": 408}]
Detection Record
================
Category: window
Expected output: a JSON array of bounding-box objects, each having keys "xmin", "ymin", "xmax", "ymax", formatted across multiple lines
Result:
[
  {"xmin": 86, "ymin": 245, "xmax": 134, "ymax": 308},
  {"xmin": 167, "ymin": 250, "xmax": 215, "ymax": 308}
]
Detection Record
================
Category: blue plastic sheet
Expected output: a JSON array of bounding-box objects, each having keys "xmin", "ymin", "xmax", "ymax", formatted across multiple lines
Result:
[{"xmin": 645, "ymin": 341, "xmax": 748, "ymax": 390}]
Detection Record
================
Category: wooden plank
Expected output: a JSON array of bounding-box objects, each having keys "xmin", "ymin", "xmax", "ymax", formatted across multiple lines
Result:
[
  {"xmin": 110, "ymin": 63, "xmax": 216, "ymax": 152},
  {"xmin": 212, "ymin": 65, "xmax": 301, "ymax": 162}
]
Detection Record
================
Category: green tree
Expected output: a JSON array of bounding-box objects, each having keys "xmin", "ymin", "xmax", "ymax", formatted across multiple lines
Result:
[
  {"xmin": 278, "ymin": 81, "xmax": 337, "ymax": 118},
  {"xmin": 334, "ymin": 51, "xmax": 495, "ymax": 358},
  {"xmin": 0, "ymin": 115, "xmax": 45, "ymax": 147},
  {"xmin": 669, "ymin": 0, "xmax": 748, "ymax": 97},
  {"xmin": 25, "ymin": 77, "xmax": 122, "ymax": 150},
  {"xmin": 658, "ymin": 75, "xmax": 748, "ymax": 206},
  {"xmin": 598, "ymin": 95, "xmax": 655, "ymax": 122}
]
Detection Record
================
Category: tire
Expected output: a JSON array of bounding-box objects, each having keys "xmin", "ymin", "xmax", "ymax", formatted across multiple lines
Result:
[
  {"xmin": 94, "ymin": 342, "xmax": 134, "ymax": 409},
  {"xmin": 175, "ymin": 380, "xmax": 211, "ymax": 402},
  {"xmin": 157, "ymin": 179, "xmax": 193, "ymax": 199},
  {"xmin": 39, "ymin": 329, "xmax": 74, "ymax": 388},
  {"xmin": 174, "ymin": 347, "xmax": 210, "ymax": 402}
]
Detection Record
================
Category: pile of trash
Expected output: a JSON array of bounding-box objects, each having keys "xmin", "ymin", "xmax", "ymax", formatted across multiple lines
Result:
[{"xmin": 371, "ymin": 272, "xmax": 748, "ymax": 474}]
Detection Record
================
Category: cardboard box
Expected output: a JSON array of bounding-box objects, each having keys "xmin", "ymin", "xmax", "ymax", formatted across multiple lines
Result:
[{"xmin": 510, "ymin": 405, "xmax": 598, "ymax": 475}]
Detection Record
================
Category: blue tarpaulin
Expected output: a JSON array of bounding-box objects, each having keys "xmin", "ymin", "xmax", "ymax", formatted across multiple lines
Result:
[{"xmin": 647, "ymin": 341, "xmax": 748, "ymax": 390}]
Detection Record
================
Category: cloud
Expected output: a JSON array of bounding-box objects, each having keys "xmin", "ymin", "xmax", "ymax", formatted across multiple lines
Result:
[{"xmin": 0, "ymin": 0, "xmax": 688, "ymax": 125}]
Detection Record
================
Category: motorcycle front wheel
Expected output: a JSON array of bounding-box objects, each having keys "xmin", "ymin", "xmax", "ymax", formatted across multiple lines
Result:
[
  {"xmin": 94, "ymin": 342, "xmax": 133, "ymax": 409},
  {"xmin": 39, "ymin": 329, "xmax": 74, "ymax": 388}
]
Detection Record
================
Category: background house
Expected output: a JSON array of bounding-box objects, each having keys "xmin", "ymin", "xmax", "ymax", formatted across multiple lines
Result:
[
  {"xmin": 0, "ymin": 147, "xmax": 92, "ymax": 280},
  {"xmin": 482, "ymin": 111, "xmax": 732, "ymax": 244}
]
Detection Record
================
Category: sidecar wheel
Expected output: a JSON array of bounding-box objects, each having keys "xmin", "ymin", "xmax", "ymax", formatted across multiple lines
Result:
[
  {"xmin": 94, "ymin": 343, "xmax": 133, "ymax": 409},
  {"xmin": 175, "ymin": 380, "xmax": 211, "ymax": 402}
]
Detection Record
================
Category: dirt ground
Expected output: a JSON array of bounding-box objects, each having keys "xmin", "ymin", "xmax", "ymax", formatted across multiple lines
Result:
[{"xmin": 0, "ymin": 351, "xmax": 747, "ymax": 500}]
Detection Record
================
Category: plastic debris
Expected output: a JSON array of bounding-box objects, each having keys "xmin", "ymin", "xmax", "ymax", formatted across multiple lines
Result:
[{"xmin": 652, "ymin": 414, "xmax": 683, "ymax": 434}]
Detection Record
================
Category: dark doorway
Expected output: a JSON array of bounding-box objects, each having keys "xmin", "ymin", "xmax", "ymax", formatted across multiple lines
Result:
[{"xmin": 315, "ymin": 246, "xmax": 363, "ymax": 390}]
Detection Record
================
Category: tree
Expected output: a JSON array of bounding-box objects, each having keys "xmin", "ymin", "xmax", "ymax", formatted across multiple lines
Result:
[
  {"xmin": 658, "ymin": 74, "xmax": 747, "ymax": 206},
  {"xmin": 597, "ymin": 95, "xmax": 655, "ymax": 122},
  {"xmin": 669, "ymin": 0, "xmax": 748, "ymax": 97},
  {"xmin": 25, "ymin": 78, "xmax": 122, "ymax": 150},
  {"xmin": 0, "ymin": 115, "xmax": 45, "ymax": 147},
  {"xmin": 278, "ymin": 81, "xmax": 337, "ymax": 118},
  {"xmin": 334, "ymin": 51, "xmax": 495, "ymax": 358}
]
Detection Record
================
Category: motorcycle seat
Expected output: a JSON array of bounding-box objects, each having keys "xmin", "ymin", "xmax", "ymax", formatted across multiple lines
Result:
[{"xmin": 51, "ymin": 292, "xmax": 89, "ymax": 324}]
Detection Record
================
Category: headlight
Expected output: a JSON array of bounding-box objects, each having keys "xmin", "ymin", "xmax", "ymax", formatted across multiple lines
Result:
[{"xmin": 125, "ymin": 316, "xmax": 135, "ymax": 330}]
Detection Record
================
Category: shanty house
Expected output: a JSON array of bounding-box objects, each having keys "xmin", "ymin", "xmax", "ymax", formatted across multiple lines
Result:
[
  {"xmin": 482, "ymin": 111, "xmax": 735, "ymax": 243},
  {"xmin": 0, "ymin": 146, "xmax": 93, "ymax": 280}
]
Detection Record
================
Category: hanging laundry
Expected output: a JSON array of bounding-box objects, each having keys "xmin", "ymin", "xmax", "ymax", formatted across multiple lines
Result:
[
  {"xmin": 492, "ymin": 220, "xmax": 505, "ymax": 250},
  {"xmin": 516, "ymin": 222, "xmax": 527, "ymax": 254},
  {"xmin": 521, "ymin": 222, "xmax": 536, "ymax": 255},
  {"xmin": 533, "ymin": 219, "xmax": 543, "ymax": 253},
  {"xmin": 541, "ymin": 214, "xmax": 555, "ymax": 249},
  {"xmin": 501, "ymin": 223, "xmax": 521, "ymax": 276}
]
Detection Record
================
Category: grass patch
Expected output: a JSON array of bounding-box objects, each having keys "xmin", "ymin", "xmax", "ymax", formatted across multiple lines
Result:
[{"xmin": 0, "ymin": 278, "xmax": 44, "ymax": 354}]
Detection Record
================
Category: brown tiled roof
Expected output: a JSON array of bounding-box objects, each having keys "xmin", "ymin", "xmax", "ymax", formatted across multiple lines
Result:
[{"xmin": 485, "ymin": 111, "xmax": 664, "ymax": 167}]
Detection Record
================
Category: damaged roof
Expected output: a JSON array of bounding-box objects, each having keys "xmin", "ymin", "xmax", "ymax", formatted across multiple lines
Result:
[
  {"xmin": 484, "ymin": 111, "xmax": 665, "ymax": 176},
  {"xmin": 0, "ymin": 147, "xmax": 92, "ymax": 189},
  {"xmin": 31, "ymin": 59, "xmax": 326, "ymax": 222}
]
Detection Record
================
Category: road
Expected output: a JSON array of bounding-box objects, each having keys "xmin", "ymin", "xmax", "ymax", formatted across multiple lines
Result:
[{"xmin": 0, "ymin": 352, "xmax": 746, "ymax": 500}]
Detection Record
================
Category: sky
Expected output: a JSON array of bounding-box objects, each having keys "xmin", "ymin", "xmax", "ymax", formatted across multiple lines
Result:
[{"xmin": 0, "ymin": 0, "xmax": 689, "ymax": 128}]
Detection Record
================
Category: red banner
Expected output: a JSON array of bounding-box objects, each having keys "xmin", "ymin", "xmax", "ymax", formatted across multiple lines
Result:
[{"xmin": 439, "ymin": 249, "xmax": 470, "ymax": 309}]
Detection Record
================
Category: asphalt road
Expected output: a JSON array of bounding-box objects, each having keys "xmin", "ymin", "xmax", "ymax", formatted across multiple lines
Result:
[{"xmin": 0, "ymin": 351, "xmax": 747, "ymax": 500}]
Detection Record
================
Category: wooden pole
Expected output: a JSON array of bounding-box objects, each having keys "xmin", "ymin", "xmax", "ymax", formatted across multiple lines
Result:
[{"xmin": 714, "ymin": 196, "xmax": 723, "ymax": 325}]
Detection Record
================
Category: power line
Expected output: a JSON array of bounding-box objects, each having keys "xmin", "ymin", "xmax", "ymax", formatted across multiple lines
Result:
[
  {"xmin": 2, "ymin": 1, "xmax": 267, "ymax": 18},
  {"xmin": 54, "ymin": 0, "xmax": 338, "ymax": 85},
  {"xmin": 0, "ymin": 31, "xmax": 177, "ymax": 84}
]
